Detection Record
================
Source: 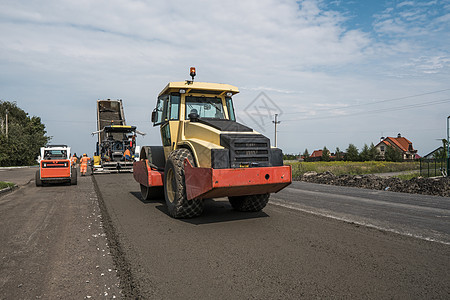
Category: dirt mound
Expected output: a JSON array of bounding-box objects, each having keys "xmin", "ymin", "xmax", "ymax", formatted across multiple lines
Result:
[{"xmin": 297, "ymin": 171, "xmax": 450, "ymax": 197}]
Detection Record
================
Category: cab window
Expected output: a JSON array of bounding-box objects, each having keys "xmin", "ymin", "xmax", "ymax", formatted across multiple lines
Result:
[
  {"xmin": 169, "ymin": 94, "xmax": 180, "ymax": 120},
  {"xmin": 153, "ymin": 95, "xmax": 168, "ymax": 126},
  {"xmin": 44, "ymin": 150, "xmax": 67, "ymax": 159},
  {"xmin": 226, "ymin": 97, "xmax": 236, "ymax": 121},
  {"xmin": 185, "ymin": 96, "xmax": 225, "ymax": 119}
]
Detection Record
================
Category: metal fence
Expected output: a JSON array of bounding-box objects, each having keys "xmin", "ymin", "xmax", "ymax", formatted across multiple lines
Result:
[{"xmin": 419, "ymin": 158, "xmax": 448, "ymax": 177}]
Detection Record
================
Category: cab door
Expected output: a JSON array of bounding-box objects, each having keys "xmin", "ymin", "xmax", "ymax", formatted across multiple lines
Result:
[{"xmin": 153, "ymin": 94, "xmax": 181, "ymax": 158}]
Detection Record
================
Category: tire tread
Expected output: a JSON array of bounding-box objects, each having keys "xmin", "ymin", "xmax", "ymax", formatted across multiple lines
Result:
[
  {"xmin": 164, "ymin": 148, "xmax": 203, "ymax": 218},
  {"xmin": 228, "ymin": 194, "xmax": 270, "ymax": 212}
]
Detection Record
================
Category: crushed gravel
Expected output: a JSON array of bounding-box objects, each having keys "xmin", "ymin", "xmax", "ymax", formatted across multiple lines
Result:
[{"xmin": 296, "ymin": 172, "xmax": 450, "ymax": 197}]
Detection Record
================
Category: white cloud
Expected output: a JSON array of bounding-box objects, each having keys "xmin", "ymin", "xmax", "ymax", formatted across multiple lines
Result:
[
  {"xmin": 0, "ymin": 0, "xmax": 449, "ymax": 155},
  {"xmin": 397, "ymin": 1, "xmax": 415, "ymax": 8}
]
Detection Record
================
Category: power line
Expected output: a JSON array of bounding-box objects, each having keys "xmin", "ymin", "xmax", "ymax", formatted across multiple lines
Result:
[
  {"xmin": 44, "ymin": 119, "xmax": 151, "ymax": 124},
  {"xmin": 277, "ymin": 127, "xmax": 444, "ymax": 134},
  {"xmin": 44, "ymin": 119, "xmax": 96, "ymax": 124},
  {"xmin": 283, "ymin": 88, "xmax": 450, "ymax": 115},
  {"xmin": 282, "ymin": 97, "xmax": 450, "ymax": 122}
]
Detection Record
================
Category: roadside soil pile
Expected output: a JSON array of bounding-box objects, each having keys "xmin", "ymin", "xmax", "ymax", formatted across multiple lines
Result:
[{"xmin": 296, "ymin": 172, "xmax": 450, "ymax": 197}]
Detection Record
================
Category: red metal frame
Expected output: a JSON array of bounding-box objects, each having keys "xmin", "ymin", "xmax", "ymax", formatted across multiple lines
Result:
[
  {"xmin": 184, "ymin": 160, "xmax": 291, "ymax": 200},
  {"xmin": 133, "ymin": 159, "xmax": 292, "ymax": 200}
]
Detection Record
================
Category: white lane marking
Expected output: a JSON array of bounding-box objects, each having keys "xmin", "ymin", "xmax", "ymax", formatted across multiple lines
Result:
[
  {"xmin": 284, "ymin": 187, "xmax": 450, "ymax": 214},
  {"xmin": 269, "ymin": 198, "xmax": 450, "ymax": 246}
]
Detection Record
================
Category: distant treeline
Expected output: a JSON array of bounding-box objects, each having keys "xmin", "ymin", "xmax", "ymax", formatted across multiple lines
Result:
[
  {"xmin": 284, "ymin": 143, "xmax": 404, "ymax": 162},
  {"xmin": 0, "ymin": 101, "xmax": 50, "ymax": 167}
]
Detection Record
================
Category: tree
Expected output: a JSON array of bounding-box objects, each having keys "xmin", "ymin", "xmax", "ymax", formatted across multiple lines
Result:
[
  {"xmin": 345, "ymin": 144, "xmax": 359, "ymax": 161},
  {"xmin": 322, "ymin": 146, "xmax": 330, "ymax": 161},
  {"xmin": 359, "ymin": 144, "xmax": 370, "ymax": 161},
  {"xmin": 384, "ymin": 145, "xmax": 403, "ymax": 162},
  {"xmin": 283, "ymin": 153, "xmax": 297, "ymax": 160},
  {"xmin": 302, "ymin": 149, "xmax": 310, "ymax": 162},
  {"xmin": 0, "ymin": 101, "xmax": 50, "ymax": 166},
  {"xmin": 359, "ymin": 143, "xmax": 378, "ymax": 161},
  {"xmin": 368, "ymin": 143, "xmax": 379, "ymax": 161},
  {"xmin": 335, "ymin": 147, "xmax": 342, "ymax": 161}
]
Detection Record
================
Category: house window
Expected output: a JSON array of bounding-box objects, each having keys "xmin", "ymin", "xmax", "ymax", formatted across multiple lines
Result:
[{"xmin": 380, "ymin": 146, "xmax": 385, "ymax": 152}]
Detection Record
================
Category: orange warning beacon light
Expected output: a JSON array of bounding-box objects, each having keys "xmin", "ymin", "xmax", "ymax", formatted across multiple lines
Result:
[{"xmin": 190, "ymin": 67, "xmax": 196, "ymax": 81}]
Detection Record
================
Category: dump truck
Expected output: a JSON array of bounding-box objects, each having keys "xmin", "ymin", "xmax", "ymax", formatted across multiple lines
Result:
[
  {"xmin": 36, "ymin": 144, "xmax": 77, "ymax": 186},
  {"xmin": 92, "ymin": 99, "xmax": 143, "ymax": 173},
  {"xmin": 133, "ymin": 68, "xmax": 291, "ymax": 218}
]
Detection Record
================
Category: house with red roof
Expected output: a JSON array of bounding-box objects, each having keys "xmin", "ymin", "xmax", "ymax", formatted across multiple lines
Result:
[
  {"xmin": 306, "ymin": 150, "xmax": 324, "ymax": 161},
  {"xmin": 375, "ymin": 134, "xmax": 418, "ymax": 161},
  {"xmin": 308, "ymin": 149, "xmax": 335, "ymax": 161}
]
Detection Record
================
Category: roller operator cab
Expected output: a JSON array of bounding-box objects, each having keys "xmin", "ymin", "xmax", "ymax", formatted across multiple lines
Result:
[
  {"xmin": 36, "ymin": 145, "xmax": 77, "ymax": 186},
  {"xmin": 133, "ymin": 68, "xmax": 291, "ymax": 218}
]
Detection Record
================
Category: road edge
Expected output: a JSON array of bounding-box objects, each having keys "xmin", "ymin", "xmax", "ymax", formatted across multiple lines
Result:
[
  {"xmin": 91, "ymin": 175, "xmax": 142, "ymax": 299},
  {"xmin": 0, "ymin": 185, "xmax": 18, "ymax": 197}
]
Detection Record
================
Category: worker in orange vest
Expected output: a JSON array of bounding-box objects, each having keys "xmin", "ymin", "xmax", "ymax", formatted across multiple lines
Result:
[
  {"xmin": 70, "ymin": 154, "xmax": 78, "ymax": 167},
  {"xmin": 123, "ymin": 147, "xmax": 132, "ymax": 161},
  {"xmin": 80, "ymin": 153, "xmax": 91, "ymax": 176}
]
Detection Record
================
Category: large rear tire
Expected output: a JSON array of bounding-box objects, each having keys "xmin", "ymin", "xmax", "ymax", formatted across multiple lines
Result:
[
  {"xmin": 71, "ymin": 169, "xmax": 77, "ymax": 185},
  {"xmin": 228, "ymin": 194, "xmax": 270, "ymax": 212},
  {"xmin": 163, "ymin": 148, "xmax": 203, "ymax": 218},
  {"xmin": 35, "ymin": 170, "xmax": 42, "ymax": 187}
]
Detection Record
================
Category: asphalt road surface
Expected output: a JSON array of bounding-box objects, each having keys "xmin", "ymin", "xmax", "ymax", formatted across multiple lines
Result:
[
  {"xmin": 1, "ymin": 168, "xmax": 449, "ymax": 299},
  {"xmin": 0, "ymin": 167, "xmax": 121, "ymax": 299},
  {"xmin": 271, "ymin": 181, "xmax": 450, "ymax": 245},
  {"xmin": 94, "ymin": 173, "xmax": 449, "ymax": 299}
]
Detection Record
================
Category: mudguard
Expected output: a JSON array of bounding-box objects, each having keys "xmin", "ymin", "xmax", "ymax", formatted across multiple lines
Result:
[{"xmin": 133, "ymin": 160, "xmax": 164, "ymax": 187}]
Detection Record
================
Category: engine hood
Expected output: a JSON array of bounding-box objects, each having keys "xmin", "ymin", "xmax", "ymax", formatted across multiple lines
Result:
[{"xmin": 196, "ymin": 118, "xmax": 253, "ymax": 132}]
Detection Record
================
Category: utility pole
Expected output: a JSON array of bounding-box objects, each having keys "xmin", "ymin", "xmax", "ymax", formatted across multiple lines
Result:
[
  {"xmin": 447, "ymin": 116, "xmax": 449, "ymax": 177},
  {"xmin": 272, "ymin": 113, "xmax": 280, "ymax": 148},
  {"xmin": 5, "ymin": 109, "xmax": 8, "ymax": 139}
]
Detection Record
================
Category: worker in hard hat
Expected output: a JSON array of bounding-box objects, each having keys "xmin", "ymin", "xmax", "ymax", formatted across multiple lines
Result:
[
  {"xmin": 70, "ymin": 154, "xmax": 78, "ymax": 167},
  {"xmin": 79, "ymin": 153, "xmax": 91, "ymax": 176}
]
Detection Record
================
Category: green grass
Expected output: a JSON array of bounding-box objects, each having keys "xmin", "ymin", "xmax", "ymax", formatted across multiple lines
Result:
[
  {"xmin": 394, "ymin": 172, "xmax": 421, "ymax": 180},
  {"xmin": 285, "ymin": 161, "xmax": 420, "ymax": 178},
  {"xmin": 0, "ymin": 181, "xmax": 15, "ymax": 189}
]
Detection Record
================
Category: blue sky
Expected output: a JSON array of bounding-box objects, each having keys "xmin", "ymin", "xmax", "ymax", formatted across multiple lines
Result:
[{"xmin": 0, "ymin": 0, "xmax": 449, "ymax": 157}]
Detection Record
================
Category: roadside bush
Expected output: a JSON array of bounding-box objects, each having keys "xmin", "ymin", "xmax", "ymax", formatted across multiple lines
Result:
[{"xmin": 0, "ymin": 182, "xmax": 15, "ymax": 189}]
